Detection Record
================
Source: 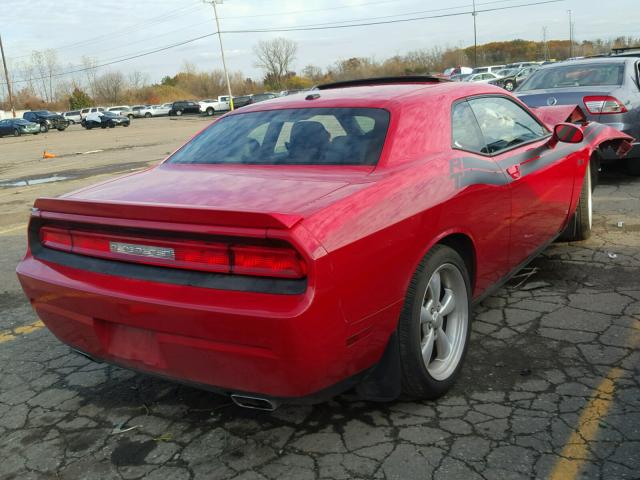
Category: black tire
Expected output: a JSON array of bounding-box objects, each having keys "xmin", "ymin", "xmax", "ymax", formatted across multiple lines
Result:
[
  {"xmin": 100, "ymin": 123, "xmax": 107, "ymax": 129},
  {"xmin": 559, "ymin": 159, "xmax": 592, "ymax": 241},
  {"xmin": 504, "ymin": 80, "xmax": 515, "ymax": 91},
  {"xmin": 144, "ymin": 112, "xmax": 152, "ymax": 118},
  {"xmin": 40, "ymin": 123, "xmax": 49, "ymax": 133},
  {"xmin": 176, "ymin": 110, "xmax": 183, "ymax": 116},
  {"xmin": 13, "ymin": 128, "xmax": 21, "ymax": 137},
  {"xmin": 123, "ymin": 122, "xmax": 130, "ymax": 127},
  {"xmin": 625, "ymin": 158, "xmax": 640, "ymax": 176},
  {"xmin": 127, "ymin": 114, "xmax": 134, "ymax": 119},
  {"xmin": 57, "ymin": 127, "xmax": 66, "ymax": 131},
  {"xmin": 397, "ymin": 245, "xmax": 472, "ymax": 399},
  {"xmin": 206, "ymin": 107, "xmax": 214, "ymax": 116}
]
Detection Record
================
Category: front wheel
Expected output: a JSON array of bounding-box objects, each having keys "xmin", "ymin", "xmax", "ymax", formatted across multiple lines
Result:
[
  {"xmin": 560, "ymin": 159, "xmax": 592, "ymax": 241},
  {"xmin": 206, "ymin": 107, "xmax": 214, "ymax": 116},
  {"xmin": 123, "ymin": 122, "xmax": 130, "ymax": 127},
  {"xmin": 40, "ymin": 124, "xmax": 49, "ymax": 133},
  {"xmin": 13, "ymin": 128, "xmax": 21, "ymax": 137},
  {"xmin": 397, "ymin": 245, "xmax": 471, "ymax": 399},
  {"xmin": 144, "ymin": 112, "xmax": 151, "ymax": 118},
  {"xmin": 176, "ymin": 110, "xmax": 183, "ymax": 116}
]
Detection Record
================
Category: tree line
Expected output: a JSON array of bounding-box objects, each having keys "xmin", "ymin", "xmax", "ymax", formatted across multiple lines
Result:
[{"xmin": 1, "ymin": 35, "xmax": 638, "ymax": 112}]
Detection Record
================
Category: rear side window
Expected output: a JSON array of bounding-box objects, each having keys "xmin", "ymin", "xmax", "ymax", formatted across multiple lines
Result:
[
  {"xmin": 468, "ymin": 96, "xmax": 548, "ymax": 154},
  {"xmin": 520, "ymin": 63, "xmax": 625, "ymax": 90},
  {"xmin": 451, "ymin": 101, "xmax": 485, "ymax": 153},
  {"xmin": 168, "ymin": 107, "xmax": 390, "ymax": 166}
]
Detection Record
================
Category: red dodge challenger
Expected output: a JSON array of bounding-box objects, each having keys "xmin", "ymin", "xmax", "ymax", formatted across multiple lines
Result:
[{"xmin": 16, "ymin": 77, "xmax": 632, "ymax": 410}]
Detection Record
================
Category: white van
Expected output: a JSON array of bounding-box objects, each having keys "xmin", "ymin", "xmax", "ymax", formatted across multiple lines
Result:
[{"xmin": 471, "ymin": 65, "xmax": 506, "ymax": 75}]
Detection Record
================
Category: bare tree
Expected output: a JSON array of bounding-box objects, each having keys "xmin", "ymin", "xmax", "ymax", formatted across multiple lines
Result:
[
  {"xmin": 302, "ymin": 64, "xmax": 323, "ymax": 82},
  {"xmin": 253, "ymin": 37, "xmax": 297, "ymax": 88},
  {"xmin": 127, "ymin": 70, "xmax": 148, "ymax": 90},
  {"xmin": 94, "ymin": 71, "xmax": 125, "ymax": 104},
  {"xmin": 81, "ymin": 56, "xmax": 98, "ymax": 98}
]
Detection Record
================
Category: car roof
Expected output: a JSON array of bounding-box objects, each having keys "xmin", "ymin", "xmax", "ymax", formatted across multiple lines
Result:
[
  {"xmin": 228, "ymin": 82, "xmax": 500, "ymax": 114},
  {"xmin": 540, "ymin": 57, "xmax": 632, "ymax": 68}
]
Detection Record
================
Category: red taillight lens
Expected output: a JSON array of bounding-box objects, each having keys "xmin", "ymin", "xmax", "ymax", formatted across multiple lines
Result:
[
  {"xmin": 38, "ymin": 226, "xmax": 305, "ymax": 279},
  {"xmin": 232, "ymin": 245, "xmax": 306, "ymax": 279},
  {"xmin": 583, "ymin": 96, "xmax": 628, "ymax": 115},
  {"xmin": 40, "ymin": 227, "xmax": 72, "ymax": 251}
]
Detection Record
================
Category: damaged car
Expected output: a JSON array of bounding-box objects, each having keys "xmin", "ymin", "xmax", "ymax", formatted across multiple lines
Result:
[{"xmin": 16, "ymin": 77, "xmax": 633, "ymax": 410}]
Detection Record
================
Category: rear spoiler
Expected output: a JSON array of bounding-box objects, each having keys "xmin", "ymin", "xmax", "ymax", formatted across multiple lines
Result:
[
  {"xmin": 530, "ymin": 105, "xmax": 587, "ymax": 128},
  {"xmin": 33, "ymin": 198, "xmax": 303, "ymax": 230}
]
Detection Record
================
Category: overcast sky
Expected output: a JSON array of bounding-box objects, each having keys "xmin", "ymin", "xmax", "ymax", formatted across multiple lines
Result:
[{"xmin": 2, "ymin": 0, "xmax": 638, "ymax": 83}]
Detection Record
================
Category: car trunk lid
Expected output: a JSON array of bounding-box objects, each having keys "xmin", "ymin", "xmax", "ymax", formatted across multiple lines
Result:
[{"xmin": 35, "ymin": 164, "xmax": 373, "ymax": 229}]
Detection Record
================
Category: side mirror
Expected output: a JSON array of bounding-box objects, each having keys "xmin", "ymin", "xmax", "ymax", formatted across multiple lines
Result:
[{"xmin": 553, "ymin": 123, "xmax": 584, "ymax": 144}]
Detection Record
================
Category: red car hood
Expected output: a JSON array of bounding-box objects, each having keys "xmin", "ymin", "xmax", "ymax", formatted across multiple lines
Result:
[{"xmin": 35, "ymin": 164, "xmax": 373, "ymax": 229}]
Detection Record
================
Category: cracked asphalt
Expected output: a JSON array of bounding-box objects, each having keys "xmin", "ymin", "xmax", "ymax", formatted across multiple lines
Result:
[{"xmin": 0, "ymin": 121, "xmax": 639, "ymax": 480}]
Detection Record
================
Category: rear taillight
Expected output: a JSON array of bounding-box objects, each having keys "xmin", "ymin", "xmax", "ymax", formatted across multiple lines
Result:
[
  {"xmin": 39, "ymin": 226, "xmax": 305, "ymax": 279},
  {"xmin": 583, "ymin": 96, "xmax": 628, "ymax": 115}
]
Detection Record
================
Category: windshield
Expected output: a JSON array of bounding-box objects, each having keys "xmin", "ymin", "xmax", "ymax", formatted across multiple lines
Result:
[
  {"xmin": 519, "ymin": 63, "xmax": 625, "ymax": 91},
  {"xmin": 497, "ymin": 68, "xmax": 519, "ymax": 77},
  {"xmin": 168, "ymin": 107, "xmax": 390, "ymax": 166}
]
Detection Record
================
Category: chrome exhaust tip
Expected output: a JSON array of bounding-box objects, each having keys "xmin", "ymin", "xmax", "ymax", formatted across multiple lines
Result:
[{"xmin": 230, "ymin": 394, "xmax": 278, "ymax": 411}]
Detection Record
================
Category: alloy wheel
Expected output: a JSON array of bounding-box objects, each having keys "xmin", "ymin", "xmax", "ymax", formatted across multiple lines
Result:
[{"xmin": 419, "ymin": 263, "xmax": 469, "ymax": 381}]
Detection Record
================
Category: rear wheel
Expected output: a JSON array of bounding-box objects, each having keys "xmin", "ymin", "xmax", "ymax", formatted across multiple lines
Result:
[
  {"xmin": 398, "ymin": 245, "xmax": 471, "ymax": 399},
  {"xmin": 144, "ymin": 112, "xmax": 152, "ymax": 118},
  {"xmin": 560, "ymin": 159, "xmax": 592, "ymax": 241}
]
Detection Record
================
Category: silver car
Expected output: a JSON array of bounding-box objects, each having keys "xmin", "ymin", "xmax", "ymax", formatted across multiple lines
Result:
[{"xmin": 516, "ymin": 57, "xmax": 640, "ymax": 174}]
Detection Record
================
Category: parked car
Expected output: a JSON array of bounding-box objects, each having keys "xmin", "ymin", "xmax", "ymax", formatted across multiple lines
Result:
[
  {"xmin": 471, "ymin": 65, "xmax": 506, "ymax": 74},
  {"xmin": 198, "ymin": 96, "xmax": 231, "ymax": 116},
  {"xmin": 150, "ymin": 104, "xmax": 171, "ymax": 116},
  {"xmin": 62, "ymin": 110, "xmax": 82, "ymax": 124},
  {"xmin": 16, "ymin": 77, "xmax": 633, "ymax": 409},
  {"xmin": 82, "ymin": 111, "xmax": 130, "ymax": 129},
  {"xmin": 464, "ymin": 72, "xmax": 501, "ymax": 83},
  {"xmin": 516, "ymin": 57, "xmax": 640, "ymax": 174},
  {"xmin": 0, "ymin": 118, "xmax": 40, "ymax": 137},
  {"xmin": 450, "ymin": 73, "xmax": 472, "ymax": 82},
  {"xmin": 80, "ymin": 107, "xmax": 106, "ymax": 119},
  {"xmin": 108, "ymin": 106, "xmax": 134, "ymax": 119},
  {"xmin": 131, "ymin": 105, "xmax": 153, "ymax": 118},
  {"xmin": 23, "ymin": 110, "xmax": 69, "ymax": 132},
  {"xmin": 443, "ymin": 66, "xmax": 473, "ymax": 77},
  {"xmin": 169, "ymin": 100, "xmax": 201, "ymax": 116},
  {"xmin": 233, "ymin": 93, "xmax": 279, "ymax": 109},
  {"xmin": 490, "ymin": 66, "xmax": 540, "ymax": 91}
]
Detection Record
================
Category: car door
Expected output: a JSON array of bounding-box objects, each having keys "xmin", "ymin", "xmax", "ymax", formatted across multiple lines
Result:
[
  {"xmin": 450, "ymin": 100, "xmax": 513, "ymax": 289},
  {"xmin": 467, "ymin": 95, "xmax": 575, "ymax": 266}
]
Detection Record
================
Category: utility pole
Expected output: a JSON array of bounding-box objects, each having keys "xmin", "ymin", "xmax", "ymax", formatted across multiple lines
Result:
[
  {"xmin": 472, "ymin": 0, "xmax": 478, "ymax": 67},
  {"xmin": 567, "ymin": 10, "xmax": 573, "ymax": 58},
  {"xmin": 542, "ymin": 26, "xmax": 549, "ymax": 61},
  {"xmin": 0, "ymin": 34, "xmax": 16, "ymax": 118},
  {"xmin": 205, "ymin": 0, "xmax": 234, "ymax": 110}
]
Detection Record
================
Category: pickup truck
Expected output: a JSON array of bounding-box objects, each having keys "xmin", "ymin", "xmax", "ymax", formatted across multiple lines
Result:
[{"xmin": 198, "ymin": 96, "xmax": 231, "ymax": 116}]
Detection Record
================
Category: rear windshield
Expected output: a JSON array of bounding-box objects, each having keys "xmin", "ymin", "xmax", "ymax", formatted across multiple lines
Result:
[
  {"xmin": 168, "ymin": 107, "xmax": 390, "ymax": 166},
  {"xmin": 519, "ymin": 63, "xmax": 625, "ymax": 90}
]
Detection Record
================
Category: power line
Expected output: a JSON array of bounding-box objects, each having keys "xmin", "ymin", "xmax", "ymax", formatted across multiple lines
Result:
[
  {"xmin": 215, "ymin": 0, "xmax": 564, "ymax": 34},
  {"xmin": 0, "ymin": 0, "xmax": 564, "ymax": 87}
]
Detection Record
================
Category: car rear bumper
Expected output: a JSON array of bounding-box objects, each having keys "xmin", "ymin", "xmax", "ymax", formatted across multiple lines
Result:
[{"xmin": 16, "ymin": 251, "xmax": 393, "ymax": 400}]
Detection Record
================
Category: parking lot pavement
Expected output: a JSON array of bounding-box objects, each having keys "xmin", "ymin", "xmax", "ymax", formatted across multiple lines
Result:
[{"xmin": 0, "ymin": 123, "xmax": 638, "ymax": 479}]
